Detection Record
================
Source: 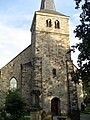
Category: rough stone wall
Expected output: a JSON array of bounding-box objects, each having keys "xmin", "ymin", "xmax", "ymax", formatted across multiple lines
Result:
[
  {"xmin": 32, "ymin": 12, "xmax": 70, "ymax": 114},
  {"xmin": 36, "ymin": 12, "xmax": 69, "ymax": 35},
  {"xmin": 0, "ymin": 45, "xmax": 32, "ymax": 108},
  {"xmin": 35, "ymin": 32, "xmax": 69, "ymax": 114},
  {"xmin": 66, "ymin": 61, "xmax": 83, "ymax": 113},
  {"xmin": 77, "ymin": 81, "xmax": 83, "ymax": 110},
  {"xmin": 73, "ymin": 66, "xmax": 83, "ymax": 110},
  {"xmin": 21, "ymin": 62, "xmax": 32, "ymax": 108}
]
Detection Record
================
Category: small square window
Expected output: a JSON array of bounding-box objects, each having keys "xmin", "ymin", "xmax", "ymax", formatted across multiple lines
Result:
[{"xmin": 52, "ymin": 69, "xmax": 56, "ymax": 77}]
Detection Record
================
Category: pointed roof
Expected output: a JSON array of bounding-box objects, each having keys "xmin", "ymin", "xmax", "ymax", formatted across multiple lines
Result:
[
  {"xmin": 40, "ymin": 0, "xmax": 56, "ymax": 11},
  {"xmin": 39, "ymin": 0, "xmax": 68, "ymax": 17}
]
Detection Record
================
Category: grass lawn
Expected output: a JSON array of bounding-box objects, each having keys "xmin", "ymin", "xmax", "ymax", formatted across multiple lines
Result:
[
  {"xmin": 0, "ymin": 116, "xmax": 30, "ymax": 120},
  {"xmin": 21, "ymin": 116, "xmax": 30, "ymax": 120},
  {"xmin": 81, "ymin": 107, "xmax": 90, "ymax": 114}
]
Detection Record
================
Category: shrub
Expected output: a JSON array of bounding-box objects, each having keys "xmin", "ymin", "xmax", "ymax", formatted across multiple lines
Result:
[{"xmin": 5, "ymin": 90, "xmax": 26, "ymax": 120}]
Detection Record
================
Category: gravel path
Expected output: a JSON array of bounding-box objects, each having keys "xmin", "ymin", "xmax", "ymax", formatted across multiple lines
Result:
[{"xmin": 80, "ymin": 114, "xmax": 90, "ymax": 120}]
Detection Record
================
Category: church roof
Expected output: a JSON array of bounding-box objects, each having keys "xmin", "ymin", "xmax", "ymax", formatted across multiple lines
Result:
[
  {"xmin": 39, "ymin": 0, "xmax": 68, "ymax": 17},
  {"xmin": 40, "ymin": 0, "xmax": 56, "ymax": 11}
]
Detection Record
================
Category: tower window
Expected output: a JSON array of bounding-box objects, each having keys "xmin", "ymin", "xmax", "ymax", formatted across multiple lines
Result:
[
  {"xmin": 52, "ymin": 68, "xmax": 56, "ymax": 77},
  {"xmin": 46, "ymin": 19, "xmax": 52, "ymax": 27},
  {"xmin": 55, "ymin": 20, "xmax": 60, "ymax": 29}
]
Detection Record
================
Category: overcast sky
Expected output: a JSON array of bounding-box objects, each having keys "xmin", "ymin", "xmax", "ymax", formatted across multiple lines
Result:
[{"xmin": 0, "ymin": 0, "xmax": 80, "ymax": 68}]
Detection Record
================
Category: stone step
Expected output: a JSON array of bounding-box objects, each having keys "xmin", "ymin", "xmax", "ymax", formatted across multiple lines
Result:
[{"xmin": 53, "ymin": 116, "xmax": 67, "ymax": 120}]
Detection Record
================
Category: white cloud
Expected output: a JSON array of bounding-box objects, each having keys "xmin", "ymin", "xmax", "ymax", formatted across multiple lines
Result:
[
  {"xmin": 69, "ymin": 13, "xmax": 80, "ymax": 67},
  {"xmin": 0, "ymin": 0, "xmax": 81, "ymax": 68},
  {"xmin": 0, "ymin": 16, "xmax": 79, "ymax": 68},
  {"xmin": 0, "ymin": 14, "xmax": 32, "ymax": 22},
  {"xmin": 0, "ymin": 22, "xmax": 31, "ymax": 68}
]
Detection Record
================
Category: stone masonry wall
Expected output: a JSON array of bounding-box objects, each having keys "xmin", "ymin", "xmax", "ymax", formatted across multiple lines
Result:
[
  {"xmin": 0, "ymin": 45, "xmax": 32, "ymax": 108},
  {"xmin": 32, "ymin": 12, "xmax": 70, "ymax": 114}
]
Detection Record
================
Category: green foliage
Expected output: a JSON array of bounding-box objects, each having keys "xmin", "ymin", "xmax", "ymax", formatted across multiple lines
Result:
[
  {"xmin": 73, "ymin": 0, "xmax": 90, "ymax": 106},
  {"xmin": 73, "ymin": 0, "xmax": 90, "ymax": 96},
  {"xmin": 0, "ymin": 115, "xmax": 30, "ymax": 120},
  {"xmin": 83, "ymin": 81, "xmax": 90, "ymax": 102},
  {"xmin": 5, "ymin": 90, "xmax": 26, "ymax": 120},
  {"xmin": 21, "ymin": 116, "xmax": 30, "ymax": 120},
  {"xmin": 74, "ymin": 0, "xmax": 82, "ymax": 9},
  {"xmin": 74, "ymin": 0, "xmax": 90, "ymax": 73}
]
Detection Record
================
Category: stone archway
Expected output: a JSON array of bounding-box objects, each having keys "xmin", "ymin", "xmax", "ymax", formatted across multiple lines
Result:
[{"xmin": 51, "ymin": 97, "xmax": 60, "ymax": 116}]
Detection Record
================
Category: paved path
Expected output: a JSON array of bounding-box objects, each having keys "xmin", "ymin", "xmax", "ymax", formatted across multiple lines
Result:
[{"xmin": 80, "ymin": 114, "xmax": 90, "ymax": 120}]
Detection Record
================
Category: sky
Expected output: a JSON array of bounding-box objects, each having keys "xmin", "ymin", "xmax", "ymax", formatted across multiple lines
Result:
[{"xmin": 0, "ymin": 0, "xmax": 80, "ymax": 68}]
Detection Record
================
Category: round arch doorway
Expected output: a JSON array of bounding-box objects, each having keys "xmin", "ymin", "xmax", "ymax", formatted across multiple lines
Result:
[{"xmin": 51, "ymin": 97, "xmax": 61, "ymax": 116}]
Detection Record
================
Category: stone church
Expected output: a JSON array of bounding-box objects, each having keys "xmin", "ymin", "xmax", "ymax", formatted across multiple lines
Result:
[{"xmin": 0, "ymin": 0, "xmax": 83, "ymax": 118}]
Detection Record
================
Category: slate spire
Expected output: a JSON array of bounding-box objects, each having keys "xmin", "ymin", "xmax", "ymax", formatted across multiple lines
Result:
[{"xmin": 40, "ymin": 0, "xmax": 56, "ymax": 11}]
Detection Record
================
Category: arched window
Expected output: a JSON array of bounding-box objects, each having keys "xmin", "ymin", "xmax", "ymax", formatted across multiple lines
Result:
[
  {"xmin": 46, "ymin": 19, "xmax": 52, "ymax": 27},
  {"xmin": 10, "ymin": 77, "xmax": 17, "ymax": 90},
  {"xmin": 55, "ymin": 20, "xmax": 60, "ymax": 29}
]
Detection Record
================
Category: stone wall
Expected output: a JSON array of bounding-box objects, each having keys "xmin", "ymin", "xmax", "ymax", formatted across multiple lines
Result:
[
  {"xmin": 0, "ymin": 45, "xmax": 32, "ymax": 108},
  {"xmin": 31, "ymin": 11, "xmax": 71, "ymax": 114},
  {"xmin": 73, "ymin": 66, "xmax": 83, "ymax": 110},
  {"xmin": 36, "ymin": 11, "xmax": 69, "ymax": 35}
]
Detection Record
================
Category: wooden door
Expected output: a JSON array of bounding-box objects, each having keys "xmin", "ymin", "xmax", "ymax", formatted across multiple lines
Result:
[{"xmin": 51, "ymin": 98, "xmax": 60, "ymax": 116}]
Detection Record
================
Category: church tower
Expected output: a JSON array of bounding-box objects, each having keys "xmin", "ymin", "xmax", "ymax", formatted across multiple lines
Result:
[
  {"xmin": 0, "ymin": 0, "xmax": 82, "ymax": 119},
  {"xmin": 30, "ymin": 0, "xmax": 71, "ymax": 115}
]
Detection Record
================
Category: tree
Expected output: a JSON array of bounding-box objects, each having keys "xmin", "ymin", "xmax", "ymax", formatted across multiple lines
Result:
[
  {"xmin": 5, "ymin": 90, "xmax": 25, "ymax": 120},
  {"xmin": 73, "ymin": 0, "xmax": 90, "ymax": 103}
]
